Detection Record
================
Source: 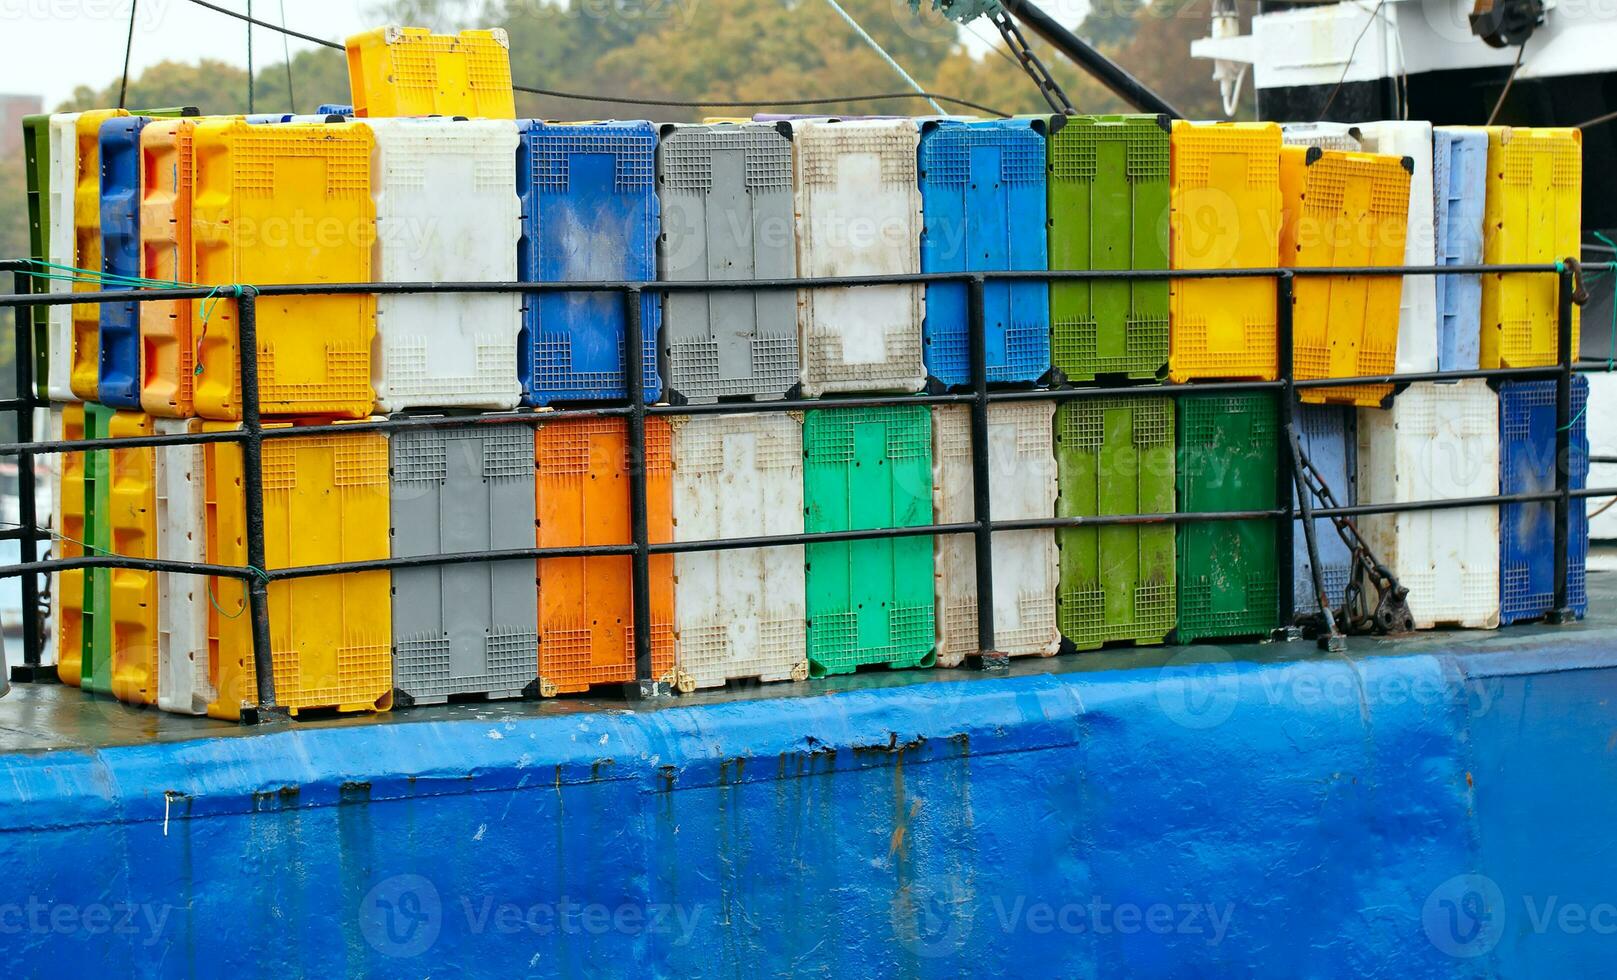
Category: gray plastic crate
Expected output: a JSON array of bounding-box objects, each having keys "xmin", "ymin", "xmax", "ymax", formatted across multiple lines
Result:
[
  {"xmin": 390, "ymin": 425, "xmax": 538, "ymax": 705},
  {"xmin": 657, "ymin": 123, "xmax": 798, "ymax": 402}
]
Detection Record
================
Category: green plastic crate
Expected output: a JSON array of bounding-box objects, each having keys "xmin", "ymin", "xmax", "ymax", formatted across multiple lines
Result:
[
  {"xmin": 83, "ymin": 403, "xmax": 114, "ymax": 694},
  {"xmin": 1048, "ymin": 114, "xmax": 1170, "ymax": 383},
  {"xmin": 803, "ymin": 406, "xmax": 935, "ymax": 676},
  {"xmin": 23, "ymin": 114, "xmax": 49, "ymax": 400},
  {"xmin": 1055, "ymin": 396, "xmax": 1176, "ymax": 649},
  {"xmin": 1176, "ymin": 392, "xmax": 1279, "ymax": 641}
]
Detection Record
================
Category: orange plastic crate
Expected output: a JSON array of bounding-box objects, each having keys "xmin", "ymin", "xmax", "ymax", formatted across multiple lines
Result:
[
  {"xmin": 202, "ymin": 423, "xmax": 392, "ymax": 719},
  {"xmin": 54, "ymin": 404, "xmax": 87, "ymax": 686},
  {"xmin": 1168, "ymin": 121, "xmax": 1283, "ymax": 383},
  {"xmin": 107, "ymin": 410, "xmax": 159, "ymax": 704},
  {"xmin": 534, "ymin": 417, "xmax": 674, "ymax": 695},
  {"xmin": 1280, "ymin": 146, "xmax": 1410, "ymax": 407},
  {"xmin": 139, "ymin": 117, "xmax": 199, "ymax": 418}
]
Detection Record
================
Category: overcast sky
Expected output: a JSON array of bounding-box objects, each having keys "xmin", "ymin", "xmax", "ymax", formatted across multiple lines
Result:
[{"xmin": 0, "ymin": 0, "xmax": 1094, "ymax": 109}]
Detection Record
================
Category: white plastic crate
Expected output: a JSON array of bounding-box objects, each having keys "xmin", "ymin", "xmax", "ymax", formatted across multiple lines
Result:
[
  {"xmin": 154, "ymin": 418, "xmax": 211, "ymax": 714},
  {"xmin": 1357, "ymin": 380, "xmax": 1499, "ymax": 629},
  {"xmin": 46, "ymin": 113, "xmax": 79, "ymax": 403},
  {"xmin": 1357, "ymin": 121, "xmax": 1438, "ymax": 374},
  {"xmin": 670, "ymin": 413, "xmax": 807, "ymax": 689},
  {"xmin": 1280, "ymin": 122, "xmax": 1362, "ymax": 151},
  {"xmin": 792, "ymin": 119, "xmax": 926, "ymax": 397},
  {"xmin": 368, "ymin": 118, "xmax": 522, "ymax": 413},
  {"xmin": 932, "ymin": 402, "xmax": 1059, "ymax": 665},
  {"xmin": 1589, "ymin": 371, "xmax": 1617, "ymax": 541}
]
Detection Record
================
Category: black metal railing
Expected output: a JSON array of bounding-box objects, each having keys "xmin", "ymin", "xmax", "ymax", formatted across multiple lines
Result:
[{"xmin": 0, "ymin": 259, "xmax": 1611, "ymax": 716}]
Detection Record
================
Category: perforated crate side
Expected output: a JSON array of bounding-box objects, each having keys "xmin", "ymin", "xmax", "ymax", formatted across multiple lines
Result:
[
  {"xmin": 1498, "ymin": 378, "xmax": 1589, "ymax": 624},
  {"xmin": 1480, "ymin": 127, "xmax": 1581, "ymax": 368},
  {"xmin": 1433, "ymin": 128, "xmax": 1487, "ymax": 372},
  {"xmin": 346, "ymin": 26, "xmax": 515, "ymax": 119},
  {"xmin": 534, "ymin": 417, "xmax": 674, "ymax": 694},
  {"xmin": 794, "ymin": 120, "xmax": 926, "ymax": 397},
  {"xmin": 1280, "ymin": 122, "xmax": 1363, "ymax": 152},
  {"xmin": 670, "ymin": 413, "xmax": 806, "ymax": 688},
  {"xmin": 139, "ymin": 118, "xmax": 199, "ymax": 418},
  {"xmin": 97, "ymin": 116, "xmax": 149, "ymax": 409},
  {"xmin": 919, "ymin": 119, "xmax": 1051, "ymax": 387},
  {"xmin": 658, "ymin": 123, "xmax": 798, "ymax": 402},
  {"xmin": 70, "ymin": 110, "xmax": 129, "ymax": 401},
  {"xmin": 1281, "ymin": 147, "xmax": 1409, "ymax": 407},
  {"xmin": 46, "ymin": 113, "xmax": 80, "ymax": 402},
  {"xmin": 518, "ymin": 120, "xmax": 661, "ymax": 405},
  {"xmin": 1354, "ymin": 121, "xmax": 1438, "ymax": 374},
  {"xmin": 1292, "ymin": 405, "xmax": 1355, "ymax": 615},
  {"xmin": 931, "ymin": 403, "xmax": 1058, "ymax": 664},
  {"xmin": 1048, "ymin": 114, "xmax": 1171, "ymax": 382},
  {"xmin": 1175, "ymin": 392, "xmax": 1279, "ymax": 641},
  {"xmin": 106, "ymin": 411, "xmax": 159, "ymax": 704},
  {"xmin": 54, "ymin": 405, "xmax": 86, "ymax": 683},
  {"xmin": 203, "ymin": 425, "xmax": 393, "ymax": 719},
  {"xmin": 190, "ymin": 120, "xmax": 378, "ymax": 420},
  {"xmin": 392, "ymin": 426, "xmax": 537, "ymax": 704},
  {"xmin": 1054, "ymin": 395, "xmax": 1175, "ymax": 649},
  {"xmin": 803, "ymin": 405, "xmax": 935, "ymax": 674},
  {"xmin": 1167, "ymin": 121, "xmax": 1281, "ymax": 383},
  {"xmin": 155, "ymin": 419, "xmax": 211, "ymax": 715}
]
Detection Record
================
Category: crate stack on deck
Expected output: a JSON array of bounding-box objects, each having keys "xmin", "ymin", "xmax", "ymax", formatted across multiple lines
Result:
[{"xmin": 14, "ymin": 22, "xmax": 1593, "ymax": 717}]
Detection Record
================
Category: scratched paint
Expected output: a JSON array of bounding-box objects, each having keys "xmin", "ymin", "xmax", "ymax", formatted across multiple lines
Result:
[{"xmin": 0, "ymin": 644, "xmax": 1615, "ymax": 974}]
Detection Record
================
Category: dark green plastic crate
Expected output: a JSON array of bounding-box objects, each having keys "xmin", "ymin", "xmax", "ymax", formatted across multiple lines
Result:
[
  {"xmin": 1048, "ymin": 114, "xmax": 1170, "ymax": 383},
  {"xmin": 803, "ymin": 406, "xmax": 935, "ymax": 676},
  {"xmin": 83, "ymin": 403, "xmax": 114, "ymax": 694},
  {"xmin": 1056, "ymin": 396, "xmax": 1176, "ymax": 649},
  {"xmin": 23, "ymin": 114, "xmax": 49, "ymax": 399},
  {"xmin": 1175, "ymin": 392, "xmax": 1279, "ymax": 641}
]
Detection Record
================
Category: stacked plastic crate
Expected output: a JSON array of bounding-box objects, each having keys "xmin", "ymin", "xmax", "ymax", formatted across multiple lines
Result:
[
  {"xmin": 1050, "ymin": 115, "xmax": 1177, "ymax": 652},
  {"xmin": 791, "ymin": 117, "xmax": 936, "ymax": 677},
  {"xmin": 1169, "ymin": 121, "xmax": 1283, "ymax": 641},
  {"xmin": 919, "ymin": 118, "xmax": 1057, "ymax": 665},
  {"xmin": 1277, "ymin": 131, "xmax": 1413, "ymax": 615},
  {"xmin": 660, "ymin": 121, "xmax": 807, "ymax": 688}
]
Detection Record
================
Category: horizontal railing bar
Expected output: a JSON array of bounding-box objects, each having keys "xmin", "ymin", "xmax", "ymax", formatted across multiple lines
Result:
[
  {"xmin": 0, "ymin": 555, "xmax": 256, "ymax": 578},
  {"xmin": 0, "ymin": 262, "xmax": 1577, "ymax": 308},
  {"xmin": 1293, "ymin": 365, "xmax": 1563, "ymax": 388},
  {"xmin": 0, "ymin": 429, "xmax": 251, "ymax": 455}
]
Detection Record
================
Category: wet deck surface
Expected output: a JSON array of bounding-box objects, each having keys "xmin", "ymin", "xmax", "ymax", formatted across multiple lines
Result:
[{"xmin": 3, "ymin": 570, "xmax": 1613, "ymax": 754}]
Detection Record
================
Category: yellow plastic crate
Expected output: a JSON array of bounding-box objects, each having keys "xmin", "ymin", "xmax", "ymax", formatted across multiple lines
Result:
[
  {"xmin": 1479, "ymin": 126, "xmax": 1582, "ymax": 368},
  {"xmin": 1280, "ymin": 146, "xmax": 1410, "ymax": 407},
  {"xmin": 140, "ymin": 116, "xmax": 199, "ymax": 418},
  {"xmin": 71, "ymin": 109, "xmax": 130, "ymax": 400},
  {"xmin": 345, "ymin": 26, "xmax": 515, "ymax": 119},
  {"xmin": 1168, "ymin": 121, "xmax": 1283, "ymax": 382},
  {"xmin": 107, "ymin": 410, "xmax": 159, "ymax": 704},
  {"xmin": 191, "ymin": 119, "xmax": 376, "ymax": 420},
  {"xmin": 54, "ymin": 404, "xmax": 87, "ymax": 686},
  {"xmin": 201, "ymin": 422, "xmax": 391, "ymax": 719}
]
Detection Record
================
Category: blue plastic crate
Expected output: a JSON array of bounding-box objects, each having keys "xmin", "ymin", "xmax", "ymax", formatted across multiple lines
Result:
[
  {"xmin": 315, "ymin": 104, "xmax": 353, "ymax": 116},
  {"xmin": 918, "ymin": 118, "xmax": 1050, "ymax": 387},
  {"xmin": 1434, "ymin": 128, "xmax": 1487, "ymax": 372},
  {"xmin": 517, "ymin": 120, "xmax": 660, "ymax": 405},
  {"xmin": 97, "ymin": 114, "xmax": 149, "ymax": 409},
  {"xmin": 1499, "ymin": 377, "xmax": 1589, "ymax": 624},
  {"xmin": 1293, "ymin": 404, "xmax": 1355, "ymax": 615},
  {"xmin": 244, "ymin": 113, "xmax": 296, "ymax": 124}
]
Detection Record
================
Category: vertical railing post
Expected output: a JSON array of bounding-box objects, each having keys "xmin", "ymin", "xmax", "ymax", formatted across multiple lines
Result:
[
  {"xmin": 622, "ymin": 286, "xmax": 661, "ymax": 698},
  {"xmin": 1275, "ymin": 271, "xmax": 1298, "ymax": 632},
  {"xmin": 236, "ymin": 288, "xmax": 278, "ymax": 714},
  {"xmin": 966, "ymin": 275, "xmax": 1005, "ymax": 670},
  {"xmin": 1549, "ymin": 265, "xmax": 1575, "ymax": 623},
  {"xmin": 10, "ymin": 269, "xmax": 44, "ymax": 679}
]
